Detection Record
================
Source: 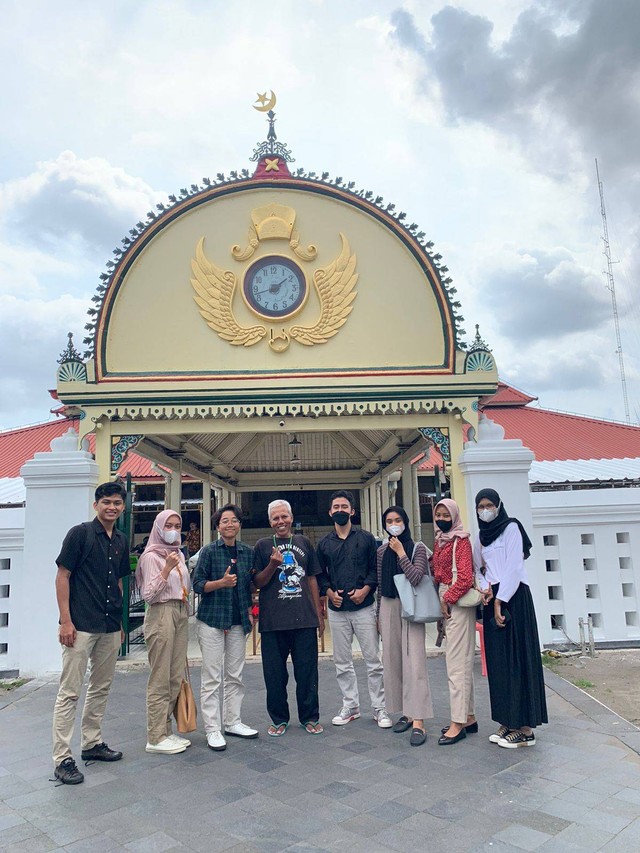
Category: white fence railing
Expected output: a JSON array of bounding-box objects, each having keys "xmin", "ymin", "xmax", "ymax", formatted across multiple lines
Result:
[
  {"xmin": 0, "ymin": 507, "xmax": 24, "ymax": 674},
  {"xmin": 531, "ymin": 488, "xmax": 640, "ymax": 646}
]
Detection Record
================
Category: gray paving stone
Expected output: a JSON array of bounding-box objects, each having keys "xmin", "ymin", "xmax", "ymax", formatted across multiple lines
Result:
[
  {"xmin": 123, "ymin": 832, "xmax": 181, "ymax": 852},
  {"xmin": 516, "ymin": 809, "xmax": 571, "ymax": 835},
  {"xmin": 552, "ymin": 822, "xmax": 615, "ymax": 851},
  {"xmin": 367, "ymin": 798, "xmax": 417, "ymax": 824},
  {"xmin": 492, "ymin": 824, "xmax": 552, "ymax": 851},
  {"xmin": 2, "ymin": 658, "xmax": 640, "ymax": 852}
]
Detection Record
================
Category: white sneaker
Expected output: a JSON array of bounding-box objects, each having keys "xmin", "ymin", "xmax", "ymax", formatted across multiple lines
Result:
[
  {"xmin": 206, "ymin": 731, "xmax": 227, "ymax": 751},
  {"xmin": 225, "ymin": 722, "xmax": 259, "ymax": 739},
  {"xmin": 331, "ymin": 706, "xmax": 361, "ymax": 726},
  {"xmin": 145, "ymin": 736, "xmax": 187, "ymax": 755},
  {"xmin": 168, "ymin": 733, "xmax": 191, "ymax": 748},
  {"xmin": 374, "ymin": 709, "xmax": 393, "ymax": 729}
]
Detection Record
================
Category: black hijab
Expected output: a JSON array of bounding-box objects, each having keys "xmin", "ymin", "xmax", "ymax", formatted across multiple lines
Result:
[
  {"xmin": 380, "ymin": 506, "xmax": 415, "ymax": 598},
  {"xmin": 475, "ymin": 488, "xmax": 532, "ymax": 559}
]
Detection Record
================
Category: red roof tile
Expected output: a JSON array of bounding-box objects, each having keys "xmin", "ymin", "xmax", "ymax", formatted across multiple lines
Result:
[
  {"xmin": 0, "ymin": 419, "xmax": 159, "ymax": 479},
  {"xmin": 482, "ymin": 382, "xmax": 537, "ymax": 407},
  {"xmin": 485, "ymin": 405, "xmax": 640, "ymax": 462}
]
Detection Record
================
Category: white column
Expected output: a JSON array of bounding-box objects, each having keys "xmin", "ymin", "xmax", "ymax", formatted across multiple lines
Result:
[
  {"xmin": 201, "ymin": 481, "xmax": 211, "ymax": 547},
  {"xmin": 361, "ymin": 487, "xmax": 371, "ymax": 533},
  {"xmin": 401, "ymin": 459, "xmax": 415, "ymax": 531},
  {"xmin": 412, "ymin": 463, "xmax": 421, "ymax": 539},
  {"xmin": 168, "ymin": 460, "xmax": 182, "ymax": 511},
  {"xmin": 380, "ymin": 474, "xmax": 390, "ymax": 512},
  {"xmin": 374, "ymin": 480, "xmax": 383, "ymax": 539},
  {"xmin": 368, "ymin": 484, "xmax": 377, "ymax": 534},
  {"xmin": 458, "ymin": 415, "xmax": 547, "ymax": 642},
  {"xmin": 19, "ymin": 428, "xmax": 99, "ymax": 675}
]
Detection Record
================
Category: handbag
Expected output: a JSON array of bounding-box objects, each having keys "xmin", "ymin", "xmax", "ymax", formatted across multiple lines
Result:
[
  {"xmin": 393, "ymin": 543, "xmax": 441, "ymax": 623},
  {"xmin": 451, "ymin": 538, "xmax": 483, "ymax": 608},
  {"xmin": 173, "ymin": 660, "xmax": 197, "ymax": 733}
]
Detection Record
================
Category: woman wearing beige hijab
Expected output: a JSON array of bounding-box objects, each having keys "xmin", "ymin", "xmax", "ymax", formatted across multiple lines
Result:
[{"xmin": 136, "ymin": 509, "xmax": 191, "ymax": 755}]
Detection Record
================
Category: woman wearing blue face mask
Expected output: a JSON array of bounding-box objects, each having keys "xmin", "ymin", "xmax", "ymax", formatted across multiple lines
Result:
[
  {"xmin": 473, "ymin": 488, "xmax": 547, "ymax": 749},
  {"xmin": 376, "ymin": 506, "xmax": 433, "ymax": 746},
  {"xmin": 136, "ymin": 509, "xmax": 191, "ymax": 755}
]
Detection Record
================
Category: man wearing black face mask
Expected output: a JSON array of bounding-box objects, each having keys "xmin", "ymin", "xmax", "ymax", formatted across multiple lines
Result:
[{"xmin": 317, "ymin": 491, "xmax": 391, "ymax": 728}]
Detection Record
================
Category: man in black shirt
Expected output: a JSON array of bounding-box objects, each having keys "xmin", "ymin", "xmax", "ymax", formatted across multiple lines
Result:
[
  {"xmin": 317, "ymin": 490, "xmax": 391, "ymax": 728},
  {"xmin": 253, "ymin": 499, "xmax": 324, "ymax": 736},
  {"xmin": 52, "ymin": 481, "xmax": 130, "ymax": 784}
]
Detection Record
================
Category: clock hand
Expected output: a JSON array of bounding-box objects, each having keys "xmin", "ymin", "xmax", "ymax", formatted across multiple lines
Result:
[{"xmin": 256, "ymin": 278, "xmax": 289, "ymax": 296}]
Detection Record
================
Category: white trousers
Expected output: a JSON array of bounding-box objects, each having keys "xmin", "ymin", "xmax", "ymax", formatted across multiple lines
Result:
[
  {"xmin": 197, "ymin": 622, "xmax": 247, "ymax": 733},
  {"xmin": 328, "ymin": 604, "xmax": 385, "ymax": 712}
]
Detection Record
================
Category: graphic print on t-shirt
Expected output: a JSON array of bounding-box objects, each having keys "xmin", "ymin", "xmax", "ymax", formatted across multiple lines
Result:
[{"xmin": 277, "ymin": 544, "xmax": 306, "ymax": 600}]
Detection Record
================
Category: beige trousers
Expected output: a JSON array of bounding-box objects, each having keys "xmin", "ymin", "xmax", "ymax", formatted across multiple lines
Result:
[
  {"xmin": 379, "ymin": 596, "xmax": 433, "ymax": 720},
  {"xmin": 52, "ymin": 630, "xmax": 121, "ymax": 766},
  {"xmin": 440, "ymin": 584, "xmax": 476, "ymax": 724},
  {"xmin": 144, "ymin": 600, "xmax": 189, "ymax": 744}
]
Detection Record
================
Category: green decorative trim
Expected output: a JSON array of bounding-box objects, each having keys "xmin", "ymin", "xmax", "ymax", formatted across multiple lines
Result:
[
  {"xmin": 418, "ymin": 426, "xmax": 451, "ymax": 462},
  {"xmin": 111, "ymin": 434, "xmax": 143, "ymax": 472}
]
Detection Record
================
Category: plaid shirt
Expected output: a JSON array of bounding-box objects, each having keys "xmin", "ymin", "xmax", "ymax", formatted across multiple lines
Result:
[{"xmin": 192, "ymin": 539, "xmax": 254, "ymax": 633}]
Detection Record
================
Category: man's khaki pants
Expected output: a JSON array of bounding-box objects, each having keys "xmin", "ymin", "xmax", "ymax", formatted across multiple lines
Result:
[{"xmin": 52, "ymin": 630, "xmax": 121, "ymax": 766}]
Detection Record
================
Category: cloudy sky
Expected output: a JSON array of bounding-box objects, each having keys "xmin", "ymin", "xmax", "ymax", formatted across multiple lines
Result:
[{"xmin": 1, "ymin": 0, "xmax": 639, "ymax": 431}]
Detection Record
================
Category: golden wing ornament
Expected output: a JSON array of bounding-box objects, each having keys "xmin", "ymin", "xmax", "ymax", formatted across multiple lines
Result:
[
  {"xmin": 190, "ymin": 238, "xmax": 266, "ymax": 347},
  {"xmin": 290, "ymin": 234, "xmax": 358, "ymax": 346}
]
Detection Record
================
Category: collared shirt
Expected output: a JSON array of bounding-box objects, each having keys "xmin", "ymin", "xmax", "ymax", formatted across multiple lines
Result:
[
  {"xmin": 192, "ymin": 539, "xmax": 254, "ymax": 634},
  {"xmin": 56, "ymin": 518, "xmax": 130, "ymax": 634},
  {"xmin": 316, "ymin": 527, "xmax": 378, "ymax": 611},
  {"xmin": 473, "ymin": 522, "xmax": 529, "ymax": 604}
]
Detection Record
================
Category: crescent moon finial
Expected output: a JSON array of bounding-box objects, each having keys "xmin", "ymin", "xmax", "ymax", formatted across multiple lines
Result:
[{"xmin": 253, "ymin": 90, "xmax": 277, "ymax": 112}]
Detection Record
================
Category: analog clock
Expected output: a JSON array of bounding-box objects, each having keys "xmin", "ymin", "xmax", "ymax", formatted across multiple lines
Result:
[{"xmin": 242, "ymin": 256, "xmax": 307, "ymax": 319}]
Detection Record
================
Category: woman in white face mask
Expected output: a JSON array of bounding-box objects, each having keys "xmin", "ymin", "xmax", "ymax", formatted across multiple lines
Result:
[
  {"xmin": 473, "ymin": 488, "xmax": 547, "ymax": 750},
  {"xmin": 136, "ymin": 509, "xmax": 192, "ymax": 755},
  {"xmin": 376, "ymin": 506, "xmax": 433, "ymax": 746}
]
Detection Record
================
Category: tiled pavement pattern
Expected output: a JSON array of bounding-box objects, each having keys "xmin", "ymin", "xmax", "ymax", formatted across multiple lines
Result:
[{"xmin": 1, "ymin": 657, "xmax": 640, "ymax": 852}]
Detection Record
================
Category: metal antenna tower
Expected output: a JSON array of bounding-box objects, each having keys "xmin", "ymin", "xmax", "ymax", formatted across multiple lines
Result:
[{"xmin": 595, "ymin": 158, "xmax": 631, "ymax": 424}]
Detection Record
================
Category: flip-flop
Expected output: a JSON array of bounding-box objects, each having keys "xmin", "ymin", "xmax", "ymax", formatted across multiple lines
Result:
[
  {"xmin": 267, "ymin": 723, "xmax": 289, "ymax": 737},
  {"xmin": 300, "ymin": 721, "xmax": 323, "ymax": 734}
]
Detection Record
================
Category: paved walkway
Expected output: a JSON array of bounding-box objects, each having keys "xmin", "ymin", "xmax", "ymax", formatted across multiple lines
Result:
[{"xmin": 1, "ymin": 656, "xmax": 640, "ymax": 852}]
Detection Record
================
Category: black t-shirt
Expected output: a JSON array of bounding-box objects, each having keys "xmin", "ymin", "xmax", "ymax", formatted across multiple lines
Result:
[
  {"xmin": 56, "ymin": 518, "xmax": 130, "ymax": 633},
  {"xmin": 252, "ymin": 535, "xmax": 321, "ymax": 633}
]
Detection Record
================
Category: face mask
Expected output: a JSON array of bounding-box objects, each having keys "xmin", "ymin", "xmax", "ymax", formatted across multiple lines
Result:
[
  {"xmin": 331, "ymin": 510, "xmax": 351, "ymax": 526},
  {"xmin": 435, "ymin": 519, "xmax": 452, "ymax": 532},
  {"xmin": 386, "ymin": 523, "xmax": 404, "ymax": 537},
  {"xmin": 160, "ymin": 527, "xmax": 180, "ymax": 544},
  {"xmin": 478, "ymin": 507, "xmax": 499, "ymax": 523}
]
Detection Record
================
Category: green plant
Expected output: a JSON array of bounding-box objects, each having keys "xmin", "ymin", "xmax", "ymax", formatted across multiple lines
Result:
[
  {"xmin": 573, "ymin": 678, "xmax": 595, "ymax": 690},
  {"xmin": 0, "ymin": 678, "xmax": 27, "ymax": 691}
]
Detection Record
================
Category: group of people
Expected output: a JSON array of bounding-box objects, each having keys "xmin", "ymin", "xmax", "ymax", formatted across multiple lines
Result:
[{"xmin": 51, "ymin": 481, "xmax": 547, "ymax": 785}]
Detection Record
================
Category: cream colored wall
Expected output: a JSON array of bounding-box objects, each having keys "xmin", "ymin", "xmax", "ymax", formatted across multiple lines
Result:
[{"xmin": 105, "ymin": 188, "xmax": 449, "ymax": 377}]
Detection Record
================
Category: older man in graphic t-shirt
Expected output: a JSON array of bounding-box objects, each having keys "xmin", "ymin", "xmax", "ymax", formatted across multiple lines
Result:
[{"xmin": 252, "ymin": 500, "xmax": 324, "ymax": 736}]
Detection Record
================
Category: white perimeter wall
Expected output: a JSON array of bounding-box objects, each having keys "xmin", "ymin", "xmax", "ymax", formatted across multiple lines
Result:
[
  {"xmin": 531, "ymin": 488, "xmax": 640, "ymax": 646},
  {"xmin": 0, "ymin": 507, "xmax": 25, "ymax": 674}
]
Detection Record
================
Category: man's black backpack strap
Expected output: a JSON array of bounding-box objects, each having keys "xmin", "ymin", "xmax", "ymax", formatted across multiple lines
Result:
[{"xmin": 78, "ymin": 521, "xmax": 96, "ymax": 568}]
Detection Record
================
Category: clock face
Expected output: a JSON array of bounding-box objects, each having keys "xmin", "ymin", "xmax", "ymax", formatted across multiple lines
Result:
[{"xmin": 243, "ymin": 256, "xmax": 307, "ymax": 319}]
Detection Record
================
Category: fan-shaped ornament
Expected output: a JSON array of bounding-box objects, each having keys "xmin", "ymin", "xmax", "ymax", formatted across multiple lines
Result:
[
  {"xmin": 465, "ymin": 350, "xmax": 494, "ymax": 373},
  {"xmin": 57, "ymin": 360, "xmax": 87, "ymax": 382}
]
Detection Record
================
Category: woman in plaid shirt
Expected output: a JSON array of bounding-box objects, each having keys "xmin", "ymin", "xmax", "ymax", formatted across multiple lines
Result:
[{"xmin": 192, "ymin": 504, "xmax": 258, "ymax": 751}]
